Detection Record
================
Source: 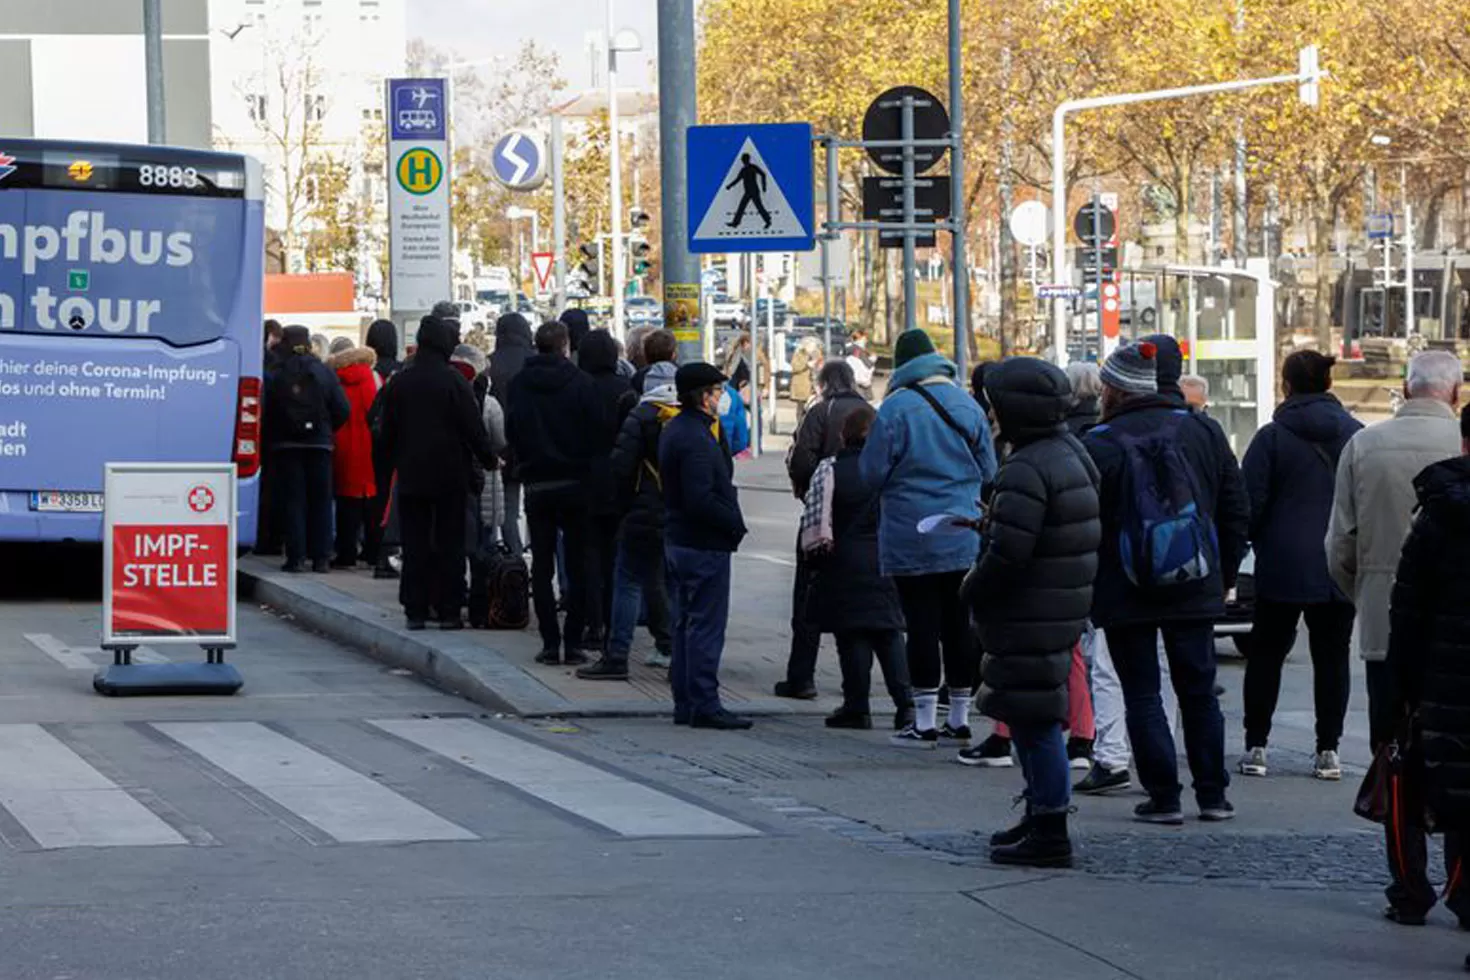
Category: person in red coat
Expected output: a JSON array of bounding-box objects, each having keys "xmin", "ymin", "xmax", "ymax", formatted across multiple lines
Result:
[{"xmin": 328, "ymin": 344, "xmax": 381, "ymax": 566}]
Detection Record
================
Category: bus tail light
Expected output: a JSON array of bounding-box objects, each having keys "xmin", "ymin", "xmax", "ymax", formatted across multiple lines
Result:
[{"xmin": 234, "ymin": 377, "xmax": 262, "ymax": 478}]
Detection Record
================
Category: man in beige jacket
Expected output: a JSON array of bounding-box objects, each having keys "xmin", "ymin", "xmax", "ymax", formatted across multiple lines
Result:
[{"xmin": 1325, "ymin": 348, "xmax": 1462, "ymax": 925}]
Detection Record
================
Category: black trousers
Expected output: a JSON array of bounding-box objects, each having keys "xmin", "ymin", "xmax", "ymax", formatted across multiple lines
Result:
[
  {"xmin": 783, "ymin": 543, "xmax": 824, "ymax": 686},
  {"xmin": 399, "ymin": 490, "xmax": 467, "ymax": 623},
  {"xmin": 893, "ymin": 571, "xmax": 977, "ymax": 691},
  {"xmin": 1242, "ymin": 599, "xmax": 1355, "ymax": 753},
  {"xmin": 273, "ymin": 449, "xmax": 333, "ymax": 565},
  {"xmin": 835, "ymin": 629, "xmax": 912, "ymax": 715},
  {"xmin": 334, "ymin": 496, "xmax": 372, "ymax": 565},
  {"xmin": 526, "ymin": 483, "xmax": 590, "ymax": 655}
]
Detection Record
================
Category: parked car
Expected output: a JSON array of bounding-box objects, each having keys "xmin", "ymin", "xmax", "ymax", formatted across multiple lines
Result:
[
  {"xmin": 749, "ymin": 297, "xmax": 790, "ymax": 326},
  {"xmin": 452, "ymin": 300, "xmax": 490, "ymax": 332},
  {"xmin": 710, "ymin": 294, "xmax": 747, "ymax": 326},
  {"xmin": 790, "ymin": 316, "xmax": 850, "ymax": 356},
  {"xmin": 625, "ymin": 296, "xmax": 664, "ymax": 327}
]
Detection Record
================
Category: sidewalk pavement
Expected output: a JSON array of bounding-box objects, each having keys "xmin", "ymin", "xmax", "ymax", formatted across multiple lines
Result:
[{"xmin": 239, "ymin": 449, "xmax": 850, "ymax": 720}]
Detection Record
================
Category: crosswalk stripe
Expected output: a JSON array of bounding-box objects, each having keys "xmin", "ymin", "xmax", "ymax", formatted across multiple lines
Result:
[
  {"xmin": 371, "ymin": 718, "xmax": 760, "ymax": 838},
  {"xmin": 153, "ymin": 722, "xmax": 476, "ymax": 844},
  {"xmin": 23, "ymin": 633, "xmax": 168, "ymax": 669},
  {"xmin": 0, "ymin": 724, "xmax": 186, "ymax": 849}
]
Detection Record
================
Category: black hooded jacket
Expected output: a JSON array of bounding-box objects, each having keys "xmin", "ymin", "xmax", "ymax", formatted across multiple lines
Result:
[
  {"xmin": 365, "ymin": 319, "xmax": 402, "ymax": 380},
  {"xmin": 966, "ymin": 358, "xmax": 1101, "ymax": 726},
  {"xmin": 505, "ymin": 350, "xmax": 604, "ymax": 486},
  {"xmin": 377, "ymin": 315, "xmax": 497, "ymax": 497},
  {"xmin": 579, "ymin": 330, "xmax": 636, "ymax": 514},
  {"xmin": 1242, "ymin": 392, "xmax": 1362, "ymax": 603},
  {"xmin": 488, "ymin": 314, "xmax": 533, "ymax": 408},
  {"xmin": 561, "ymin": 308, "xmax": 591, "ymax": 362},
  {"xmin": 1389, "ymin": 455, "xmax": 1470, "ymax": 825}
]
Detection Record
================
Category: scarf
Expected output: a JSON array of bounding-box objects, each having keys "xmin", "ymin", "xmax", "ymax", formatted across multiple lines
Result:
[{"xmin": 798, "ymin": 456, "xmax": 836, "ymax": 556}]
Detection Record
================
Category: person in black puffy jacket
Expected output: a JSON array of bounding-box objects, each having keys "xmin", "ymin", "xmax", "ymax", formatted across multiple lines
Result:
[
  {"xmin": 578, "ymin": 329, "xmax": 637, "ymax": 645},
  {"xmin": 1387, "ymin": 409, "xmax": 1470, "ymax": 945},
  {"xmin": 1239, "ymin": 350, "xmax": 1362, "ymax": 782},
  {"xmin": 965, "ymin": 357, "xmax": 1100, "ymax": 869}
]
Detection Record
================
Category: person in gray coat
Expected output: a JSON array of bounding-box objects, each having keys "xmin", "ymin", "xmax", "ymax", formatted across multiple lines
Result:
[{"xmin": 1325, "ymin": 348, "xmax": 1463, "ymax": 926}]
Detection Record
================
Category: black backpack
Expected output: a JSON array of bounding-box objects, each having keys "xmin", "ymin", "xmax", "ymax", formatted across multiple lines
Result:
[
  {"xmin": 277, "ymin": 358, "xmax": 324, "ymax": 442},
  {"xmin": 483, "ymin": 544, "xmax": 530, "ymax": 629}
]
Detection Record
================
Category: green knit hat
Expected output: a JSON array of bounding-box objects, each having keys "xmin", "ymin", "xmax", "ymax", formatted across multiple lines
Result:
[{"xmin": 893, "ymin": 329, "xmax": 936, "ymax": 367}]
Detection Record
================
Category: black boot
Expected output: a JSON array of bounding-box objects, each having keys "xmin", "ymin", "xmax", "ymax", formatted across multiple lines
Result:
[
  {"xmin": 989, "ymin": 806, "xmax": 1032, "ymax": 848},
  {"xmin": 990, "ymin": 811, "xmax": 1073, "ymax": 869}
]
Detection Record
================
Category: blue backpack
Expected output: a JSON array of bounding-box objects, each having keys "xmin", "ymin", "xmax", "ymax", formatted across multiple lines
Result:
[{"xmin": 1093, "ymin": 410, "xmax": 1218, "ymax": 590}]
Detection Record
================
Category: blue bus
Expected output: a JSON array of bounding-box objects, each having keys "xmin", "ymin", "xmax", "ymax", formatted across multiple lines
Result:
[{"xmin": 0, "ymin": 139, "xmax": 265, "ymax": 544}]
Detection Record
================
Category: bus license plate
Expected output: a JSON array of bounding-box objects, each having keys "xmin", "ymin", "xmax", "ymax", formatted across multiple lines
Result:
[{"xmin": 30, "ymin": 491, "xmax": 105, "ymax": 513}]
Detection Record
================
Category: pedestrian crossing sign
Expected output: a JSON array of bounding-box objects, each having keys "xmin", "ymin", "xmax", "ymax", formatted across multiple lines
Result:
[{"xmin": 687, "ymin": 123, "xmax": 815, "ymax": 254}]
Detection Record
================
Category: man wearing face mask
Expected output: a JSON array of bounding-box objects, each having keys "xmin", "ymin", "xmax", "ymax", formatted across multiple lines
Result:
[{"xmin": 659, "ymin": 362, "xmax": 751, "ymax": 731}]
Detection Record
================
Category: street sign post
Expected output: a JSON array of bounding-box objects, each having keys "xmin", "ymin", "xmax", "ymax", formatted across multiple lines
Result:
[
  {"xmin": 1367, "ymin": 212, "xmax": 1395, "ymax": 241},
  {"xmin": 687, "ymin": 123, "xmax": 816, "ymax": 254},
  {"xmin": 863, "ymin": 175, "xmax": 950, "ymax": 248},
  {"xmin": 387, "ymin": 78, "xmax": 451, "ymax": 321},
  {"xmin": 98, "ymin": 462, "xmax": 242, "ymax": 697},
  {"xmin": 1008, "ymin": 200, "xmax": 1048, "ymax": 249},
  {"xmin": 491, "ymin": 130, "xmax": 548, "ymax": 191},
  {"xmin": 531, "ymin": 251, "xmax": 555, "ymax": 293},
  {"xmin": 861, "ymin": 86, "xmax": 950, "ymax": 175},
  {"xmin": 1037, "ymin": 284, "xmax": 1082, "ymax": 300}
]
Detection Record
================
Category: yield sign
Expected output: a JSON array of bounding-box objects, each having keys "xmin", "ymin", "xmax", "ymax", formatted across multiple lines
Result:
[{"xmin": 530, "ymin": 252, "xmax": 555, "ymax": 292}]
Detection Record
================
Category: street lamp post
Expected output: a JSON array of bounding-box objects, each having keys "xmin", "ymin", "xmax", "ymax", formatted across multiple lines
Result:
[
  {"xmin": 605, "ymin": 4, "xmax": 643, "ymax": 340},
  {"xmin": 1048, "ymin": 47, "xmax": 1326, "ymax": 365}
]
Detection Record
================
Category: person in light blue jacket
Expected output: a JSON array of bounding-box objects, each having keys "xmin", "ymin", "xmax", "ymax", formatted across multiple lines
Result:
[{"xmin": 861, "ymin": 329, "xmax": 997, "ymax": 749}]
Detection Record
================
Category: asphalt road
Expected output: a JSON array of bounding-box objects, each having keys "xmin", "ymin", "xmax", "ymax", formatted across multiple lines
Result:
[{"xmin": 0, "ymin": 543, "xmax": 1466, "ymax": 979}]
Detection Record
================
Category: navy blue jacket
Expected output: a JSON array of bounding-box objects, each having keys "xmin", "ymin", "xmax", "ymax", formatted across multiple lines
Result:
[
  {"xmin": 659, "ymin": 408, "xmax": 747, "ymax": 553},
  {"xmin": 1083, "ymin": 394, "xmax": 1250, "ymax": 628},
  {"xmin": 1242, "ymin": 393, "xmax": 1362, "ymax": 604}
]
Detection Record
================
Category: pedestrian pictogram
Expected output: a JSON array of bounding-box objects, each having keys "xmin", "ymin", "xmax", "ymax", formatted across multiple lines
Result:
[
  {"xmin": 396, "ymin": 147, "xmax": 443, "ymax": 195},
  {"xmin": 687, "ymin": 123, "xmax": 815, "ymax": 254},
  {"xmin": 187, "ymin": 485, "xmax": 215, "ymax": 514}
]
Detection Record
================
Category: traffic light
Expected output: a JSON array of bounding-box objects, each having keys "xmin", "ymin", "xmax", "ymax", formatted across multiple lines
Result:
[
  {"xmin": 630, "ymin": 236, "xmax": 651, "ymax": 277},
  {"xmin": 629, "ymin": 208, "xmax": 651, "ymax": 230},
  {"xmin": 578, "ymin": 241, "xmax": 602, "ymax": 279}
]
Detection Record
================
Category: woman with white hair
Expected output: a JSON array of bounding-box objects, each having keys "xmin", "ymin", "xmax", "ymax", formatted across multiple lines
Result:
[{"xmin": 1063, "ymin": 361, "xmax": 1103, "ymax": 437}]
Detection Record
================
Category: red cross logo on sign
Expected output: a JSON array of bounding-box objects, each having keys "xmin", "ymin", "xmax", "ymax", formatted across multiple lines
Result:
[{"xmin": 187, "ymin": 485, "xmax": 215, "ymax": 514}]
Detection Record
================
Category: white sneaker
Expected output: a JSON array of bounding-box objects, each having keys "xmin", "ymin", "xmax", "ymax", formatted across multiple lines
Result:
[
  {"xmin": 1238, "ymin": 746, "xmax": 1268, "ymax": 777},
  {"xmin": 644, "ymin": 651, "xmax": 672, "ymax": 669},
  {"xmin": 1313, "ymin": 749, "xmax": 1342, "ymax": 781}
]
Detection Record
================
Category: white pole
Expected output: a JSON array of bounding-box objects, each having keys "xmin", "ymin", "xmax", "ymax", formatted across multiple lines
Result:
[
  {"xmin": 766, "ymin": 271, "xmax": 776, "ymax": 436},
  {"xmin": 1048, "ymin": 64, "xmax": 1316, "ymax": 367},
  {"xmin": 607, "ymin": 0, "xmax": 626, "ymax": 340},
  {"xmin": 1405, "ymin": 204, "xmax": 1416, "ymax": 335}
]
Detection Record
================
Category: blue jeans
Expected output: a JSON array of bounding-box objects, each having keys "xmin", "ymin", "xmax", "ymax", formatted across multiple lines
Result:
[
  {"xmin": 1105, "ymin": 621, "xmax": 1228, "ymax": 808},
  {"xmin": 608, "ymin": 536, "xmax": 671, "ymax": 662},
  {"xmin": 665, "ymin": 544, "xmax": 732, "ymax": 719},
  {"xmin": 1011, "ymin": 721, "xmax": 1070, "ymax": 814}
]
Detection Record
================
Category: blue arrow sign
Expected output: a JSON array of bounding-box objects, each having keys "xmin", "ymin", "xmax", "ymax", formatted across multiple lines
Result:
[
  {"xmin": 492, "ymin": 130, "xmax": 547, "ymax": 191},
  {"xmin": 687, "ymin": 123, "xmax": 815, "ymax": 254}
]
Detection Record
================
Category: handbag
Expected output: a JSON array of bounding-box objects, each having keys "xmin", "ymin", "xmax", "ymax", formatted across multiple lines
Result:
[{"xmin": 1354, "ymin": 739, "xmax": 1400, "ymax": 825}]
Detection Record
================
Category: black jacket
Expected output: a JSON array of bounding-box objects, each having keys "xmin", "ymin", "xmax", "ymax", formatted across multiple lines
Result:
[
  {"xmin": 1083, "ymin": 393, "xmax": 1250, "ymax": 628},
  {"xmin": 787, "ymin": 390, "xmax": 870, "ymax": 499},
  {"xmin": 377, "ymin": 316, "xmax": 497, "ymax": 497},
  {"xmin": 806, "ymin": 449, "xmax": 904, "ymax": 632},
  {"xmin": 1242, "ymin": 393, "xmax": 1362, "ymax": 604},
  {"xmin": 579, "ymin": 330, "xmax": 637, "ymax": 515},
  {"xmin": 505, "ymin": 353, "xmax": 604, "ymax": 485},
  {"xmin": 1389, "ymin": 456, "xmax": 1470, "ymax": 825},
  {"xmin": 611, "ymin": 397, "xmax": 675, "ymax": 543},
  {"xmin": 967, "ymin": 358, "xmax": 1101, "ymax": 726},
  {"xmin": 660, "ymin": 408, "xmax": 747, "ymax": 552},
  {"xmin": 488, "ymin": 313, "xmax": 533, "ymax": 408},
  {"xmin": 1064, "ymin": 396, "xmax": 1099, "ymax": 437},
  {"xmin": 365, "ymin": 319, "xmax": 402, "ymax": 380},
  {"xmin": 263, "ymin": 341, "xmax": 350, "ymax": 453}
]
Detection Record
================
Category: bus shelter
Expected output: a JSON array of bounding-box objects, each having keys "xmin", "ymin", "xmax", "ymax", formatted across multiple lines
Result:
[{"xmin": 1116, "ymin": 260, "xmax": 1277, "ymax": 455}]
